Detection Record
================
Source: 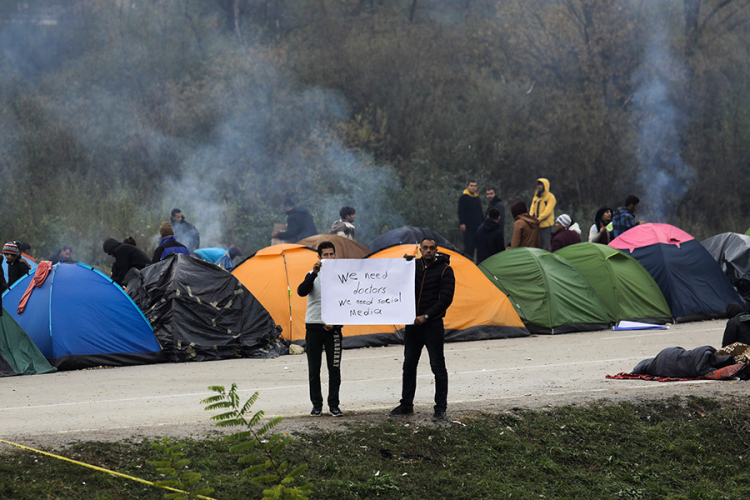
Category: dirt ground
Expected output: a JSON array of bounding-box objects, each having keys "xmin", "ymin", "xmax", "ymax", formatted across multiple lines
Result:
[{"xmin": 2, "ymin": 319, "xmax": 749, "ymax": 450}]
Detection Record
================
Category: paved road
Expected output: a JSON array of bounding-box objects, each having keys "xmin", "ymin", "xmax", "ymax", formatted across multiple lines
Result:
[{"xmin": 2, "ymin": 319, "xmax": 748, "ymax": 446}]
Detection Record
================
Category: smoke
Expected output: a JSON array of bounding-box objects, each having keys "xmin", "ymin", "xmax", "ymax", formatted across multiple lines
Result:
[{"xmin": 631, "ymin": 1, "xmax": 696, "ymax": 221}]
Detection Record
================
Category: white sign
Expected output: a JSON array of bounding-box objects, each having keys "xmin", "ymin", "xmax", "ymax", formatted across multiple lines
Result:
[{"xmin": 320, "ymin": 259, "xmax": 416, "ymax": 325}]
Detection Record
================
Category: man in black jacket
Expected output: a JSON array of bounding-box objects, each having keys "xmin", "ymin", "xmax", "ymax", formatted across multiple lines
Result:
[
  {"xmin": 170, "ymin": 209, "xmax": 200, "ymax": 252},
  {"xmin": 103, "ymin": 238, "xmax": 152, "ymax": 286},
  {"xmin": 390, "ymin": 237, "xmax": 456, "ymax": 421},
  {"xmin": 457, "ymin": 180, "xmax": 484, "ymax": 261},
  {"xmin": 475, "ymin": 208, "xmax": 505, "ymax": 263},
  {"xmin": 3, "ymin": 242, "xmax": 31, "ymax": 287},
  {"xmin": 272, "ymin": 199, "xmax": 318, "ymax": 242}
]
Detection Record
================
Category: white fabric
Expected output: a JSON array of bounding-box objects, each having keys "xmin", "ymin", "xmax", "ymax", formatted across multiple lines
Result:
[{"xmin": 304, "ymin": 271, "xmax": 323, "ymax": 324}]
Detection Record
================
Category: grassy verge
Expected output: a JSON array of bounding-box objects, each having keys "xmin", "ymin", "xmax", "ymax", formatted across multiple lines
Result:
[{"xmin": 3, "ymin": 396, "xmax": 750, "ymax": 499}]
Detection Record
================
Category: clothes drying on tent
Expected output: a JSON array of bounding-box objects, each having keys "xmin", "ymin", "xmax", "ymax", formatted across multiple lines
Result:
[
  {"xmin": 2, "ymin": 253, "xmax": 36, "ymax": 283},
  {"xmin": 479, "ymin": 247, "xmax": 611, "ymax": 334},
  {"xmin": 0, "ymin": 309, "xmax": 56, "ymax": 377},
  {"xmin": 610, "ymin": 223, "xmax": 743, "ymax": 321},
  {"xmin": 193, "ymin": 247, "xmax": 236, "ymax": 270},
  {"xmin": 2, "ymin": 262, "xmax": 163, "ymax": 370},
  {"xmin": 555, "ymin": 243, "xmax": 672, "ymax": 324},
  {"xmin": 702, "ymin": 232, "xmax": 750, "ymax": 302},
  {"xmin": 297, "ymin": 234, "xmax": 371, "ymax": 259},
  {"xmin": 367, "ymin": 227, "xmax": 458, "ymax": 253},
  {"xmin": 126, "ymin": 253, "xmax": 281, "ymax": 361}
]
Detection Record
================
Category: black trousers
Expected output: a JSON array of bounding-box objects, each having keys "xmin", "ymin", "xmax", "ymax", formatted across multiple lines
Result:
[
  {"xmin": 400, "ymin": 319, "xmax": 448, "ymax": 411},
  {"xmin": 463, "ymin": 227, "xmax": 478, "ymax": 261},
  {"xmin": 306, "ymin": 326, "xmax": 342, "ymax": 408}
]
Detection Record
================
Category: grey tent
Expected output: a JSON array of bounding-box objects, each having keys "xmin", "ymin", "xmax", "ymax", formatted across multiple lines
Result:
[{"xmin": 702, "ymin": 232, "xmax": 750, "ymax": 303}]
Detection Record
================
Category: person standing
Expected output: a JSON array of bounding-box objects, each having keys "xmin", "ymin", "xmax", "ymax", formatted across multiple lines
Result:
[
  {"xmin": 530, "ymin": 178, "xmax": 556, "ymax": 251},
  {"xmin": 48, "ymin": 246, "xmax": 72, "ymax": 264},
  {"xmin": 297, "ymin": 241, "xmax": 344, "ymax": 417},
  {"xmin": 330, "ymin": 206, "xmax": 356, "ymax": 240},
  {"xmin": 103, "ymin": 238, "xmax": 152, "ymax": 286},
  {"xmin": 475, "ymin": 208, "xmax": 505, "ymax": 263},
  {"xmin": 485, "ymin": 187, "xmax": 505, "ymax": 243},
  {"xmin": 509, "ymin": 201, "xmax": 541, "ymax": 249},
  {"xmin": 170, "ymin": 209, "xmax": 200, "ymax": 252},
  {"xmin": 390, "ymin": 237, "xmax": 456, "ymax": 421},
  {"xmin": 589, "ymin": 207, "xmax": 613, "ymax": 244},
  {"xmin": 612, "ymin": 195, "xmax": 643, "ymax": 238},
  {"xmin": 152, "ymin": 222, "xmax": 190, "ymax": 263},
  {"xmin": 457, "ymin": 180, "xmax": 484, "ymax": 260},
  {"xmin": 3, "ymin": 242, "xmax": 31, "ymax": 287},
  {"xmin": 273, "ymin": 199, "xmax": 318, "ymax": 242}
]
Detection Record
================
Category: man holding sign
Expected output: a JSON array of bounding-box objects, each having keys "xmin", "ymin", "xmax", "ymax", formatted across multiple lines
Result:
[
  {"xmin": 390, "ymin": 237, "xmax": 455, "ymax": 421},
  {"xmin": 297, "ymin": 241, "xmax": 344, "ymax": 417}
]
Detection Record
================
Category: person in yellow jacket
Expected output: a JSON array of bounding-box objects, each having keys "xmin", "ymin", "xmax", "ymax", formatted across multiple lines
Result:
[{"xmin": 530, "ymin": 178, "xmax": 556, "ymax": 251}]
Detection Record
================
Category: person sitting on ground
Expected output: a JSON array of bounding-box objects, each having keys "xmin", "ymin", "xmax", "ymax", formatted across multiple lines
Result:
[
  {"xmin": 152, "ymin": 222, "xmax": 190, "ymax": 263},
  {"xmin": 589, "ymin": 207, "xmax": 613, "ymax": 244},
  {"xmin": 103, "ymin": 238, "xmax": 152, "ymax": 286},
  {"xmin": 48, "ymin": 245, "xmax": 72, "ymax": 264},
  {"xmin": 330, "ymin": 206, "xmax": 356, "ymax": 240},
  {"xmin": 272, "ymin": 199, "xmax": 318, "ymax": 242},
  {"xmin": 551, "ymin": 214, "xmax": 581, "ymax": 252},
  {"xmin": 721, "ymin": 303, "xmax": 750, "ymax": 347},
  {"xmin": 3, "ymin": 242, "xmax": 31, "ymax": 287},
  {"xmin": 475, "ymin": 208, "xmax": 505, "ymax": 263},
  {"xmin": 509, "ymin": 201, "xmax": 540, "ymax": 249}
]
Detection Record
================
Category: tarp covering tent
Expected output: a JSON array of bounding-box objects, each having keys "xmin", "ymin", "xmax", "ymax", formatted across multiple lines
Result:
[
  {"xmin": 610, "ymin": 223, "xmax": 743, "ymax": 321},
  {"xmin": 126, "ymin": 253, "xmax": 281, "ymax": 361},
  {"xmin": 0, "ymin": 309, "xmax": 56, "ymax": 377},
  {"xmin": 2, "ymin": 262, "xmax": 162, "ymax": 370},
  {"xmin": 2, "ymin": 253, "xmax": 37, "ymax": 282},
  {"xmin": 233, "ymin": 244, "xmax": 318, "ymax": 343},
  {"xmin": 298, "ymin": 234, "xmax": 371, "ymax": 259},
  {"xmin": 479, "ymin": 247, "xmax": 611, "ymax": 334},
  {"xmin": 701, "ymin": 232, "xmax": 750, "ymax": 302},
  {"xmin": 555, "ymin": 243, "xmax": 672, "ymax": 324},
  {"xmin": 343, "ymin": 245, "xmax": 529, "ymax": 347},
  {"xmin": 368, "ymin": 227, "xmax": 458, "ymax": 253}
]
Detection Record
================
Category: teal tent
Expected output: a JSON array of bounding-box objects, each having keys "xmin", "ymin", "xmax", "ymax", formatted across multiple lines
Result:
[
  {"xmin": 0, "ymin": 309, "xmax": 56, "ymax": 377},
  {"xmin": 479, "ymin": 247, "xmax": 610, "ymax": 333},
  {"xmin": 556, "ymin": 243, "xmax": 672, "ymax": 324}
]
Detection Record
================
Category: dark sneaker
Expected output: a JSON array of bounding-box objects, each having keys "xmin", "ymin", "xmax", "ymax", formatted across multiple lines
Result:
[
  {"xmin": 389, "ymin": 404, "xmax": 414, "ymax": 416},
  {"xmin": 310, "ymin": 407, "xmax": 323, "ymax": 416},
  {"xmin": 330, "ymin": 406, "xmax": 344, "ymax": 417},
  {"xmin": 432, "ymin": 409, "xmax": 446, "ymax": 421}
]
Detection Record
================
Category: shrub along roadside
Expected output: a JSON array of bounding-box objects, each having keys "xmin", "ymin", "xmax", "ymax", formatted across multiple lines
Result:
[{"xmin": 2, "ymin": 396, "xmax": 750, "ymax": 499}]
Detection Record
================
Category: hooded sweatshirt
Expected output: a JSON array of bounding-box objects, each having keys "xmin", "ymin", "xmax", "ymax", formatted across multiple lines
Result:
[
  {"xmin": 103, "ymin": 238, "xmax": 152, "ymax": 285},
  {"xmin": 475, "ymin": 218, "xmax": 505, "ymax": 263},
  {"xmin": 530, "ymin": 178, "xmax": 556, "ymax": 229},
  {"xmin": 458, "ymin": 189, "xmax": 484, "ymax": 230},
  {"xmin": 511, "ymin": 213, "xmax": 541, "ymax": 249}
]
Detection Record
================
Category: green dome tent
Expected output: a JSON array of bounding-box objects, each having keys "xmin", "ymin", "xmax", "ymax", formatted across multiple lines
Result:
[
  {"xmin": 555, "ymin": 243, "xmax": 672, "ymax": 324},
  {"xmin": 0, "ymin": 309, "xmax": 56, "ymax": 377},
  {"xmin": 479, "ymin": 248, "xmax": 610, "ymax": 334}
]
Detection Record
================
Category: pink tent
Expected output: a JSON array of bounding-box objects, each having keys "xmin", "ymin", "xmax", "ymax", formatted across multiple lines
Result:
[{"xmin": 610, "ymin": 223, "xmax": 694, "ymax": 253}]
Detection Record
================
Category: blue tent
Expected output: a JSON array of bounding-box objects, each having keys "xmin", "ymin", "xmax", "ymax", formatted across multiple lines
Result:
[
  {"xmin": 1, "ymin": 262, "xmax": 163, "ymax": 370},
  {"xmin": 2, "ymin": 254, "xmax": 37, "ymax": 282}
]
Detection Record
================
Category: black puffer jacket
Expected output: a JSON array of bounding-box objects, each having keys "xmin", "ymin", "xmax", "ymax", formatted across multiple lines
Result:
[
  {"xmin": 103, "ymin": 238, "xmax": 152, "ymax": 285},
  {"xmin": 414, "ymin": 254, "xmax": 455, "ymax": 321}
]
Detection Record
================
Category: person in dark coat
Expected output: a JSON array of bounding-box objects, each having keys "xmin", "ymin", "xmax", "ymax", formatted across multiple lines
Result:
[
  {"xmin": 103, "ymin": 238, "xmax": 152, "ymax": 286},
  {"xmin": 485, "ymin": 187, "xmax": 505, "ymax": 239},
  {"xmin": 49, "ymin": 246, "xmax": 72, "ymax": 264},
  {"xmin": 3, "ymin": 242, "xmax": 31, "ymax": 287},
  {"xmin": 152, "ymin": 222, "xmax": 190, "ymax": 263},
  {"xmin": 475, "ymin": 208, "xmax": 505, "ymax": 263},
  {"xmin": 721, "ymin": 304, "xmax": 750, "ymax": 347},
  {"xmin": 510, "ymin": 201, "xmax": 541, "ymax": 249},
  {"xmin": 390, "ymin": 237, "xmax": 456, "ymax": 421},
  {"xmin": 170, "ymin": 209, "xmax": 200, "ymax": 252},
  {"xmin": 272, "ymin": 199, "xmax": 318, "ymax": 242},
  {"xmin": 551, "ymin": 214, "xmax": 581, "ymax": 252},
  {"xmin": 457, "ymin": 180, "xmax": 484, "ymax": 260}
]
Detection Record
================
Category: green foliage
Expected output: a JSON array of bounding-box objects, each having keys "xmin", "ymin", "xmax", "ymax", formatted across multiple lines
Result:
[
  {"xmin": 201, "ymin": 384, "xmax": 313, "ymax": 499},
  {"xmin": 148, "ymin": 437, "xmax": 215, "ymax": 499}
]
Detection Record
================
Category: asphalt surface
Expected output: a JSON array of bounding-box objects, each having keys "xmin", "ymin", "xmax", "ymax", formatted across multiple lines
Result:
[{"xmin": 2, "ymin": 319, "xmax": 748, "ymax": 447}]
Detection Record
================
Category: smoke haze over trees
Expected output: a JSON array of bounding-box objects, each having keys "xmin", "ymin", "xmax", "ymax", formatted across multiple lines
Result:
[{"xmin": 2, "ymin": 0, "xmax": 750, "ymax": 266}]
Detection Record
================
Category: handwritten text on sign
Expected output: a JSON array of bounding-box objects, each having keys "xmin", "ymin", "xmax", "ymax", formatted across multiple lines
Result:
[{"xmin": 320, "ymin": 259, "xmax": 416, "ymax": 325}]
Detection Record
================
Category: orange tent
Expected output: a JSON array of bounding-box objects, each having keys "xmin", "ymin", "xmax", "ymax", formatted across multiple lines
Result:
[{"xmin": 297, "ymin": 234, "xmax": 370, "ymax": 259}]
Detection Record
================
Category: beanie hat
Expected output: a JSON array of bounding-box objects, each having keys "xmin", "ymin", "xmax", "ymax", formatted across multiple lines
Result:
[
  {"xmin": 511, "ymin": 201, "xmax": 527, "ymax": 218},
  {"xmin": 159, "ymin": 222, "xmax": 174, "ymax": 237},
  {"xmin": 3, "ymin": 242, "xmax": 20, "ymax": 257},
  {"xmin": 228, "ymin": 245, "xmax": 242, "ymax": 259},
  {"xmin": 556, "ymin": 214, "xmax": 573, "ymax": 229}
]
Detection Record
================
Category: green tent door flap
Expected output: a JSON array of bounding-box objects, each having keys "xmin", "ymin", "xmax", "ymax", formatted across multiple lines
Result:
[
  {"xmin": 479, "ymin": 248, "xmax": 610, "ymax": 334},
  {"xmin": 556, "ymin": 243, "xmax": 672, "ymax": 324},
  {"xmin": 0, "ymin": 308, "xmax": 56, "ymax": 377}
]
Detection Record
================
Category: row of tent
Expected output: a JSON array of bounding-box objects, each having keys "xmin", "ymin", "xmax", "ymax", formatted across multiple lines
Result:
[{"xmin": 1, "ymin": 223, "xmax": 747, "ymax": 376}]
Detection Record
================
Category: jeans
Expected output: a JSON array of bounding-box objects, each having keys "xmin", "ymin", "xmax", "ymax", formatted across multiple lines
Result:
[
  {"xmin": 400, "ymin": 320, "xmax": 448, "ymax": 411},
  {"xmin": 306, "ymin": 327, "xmax": 342, "ymax": 408}
]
